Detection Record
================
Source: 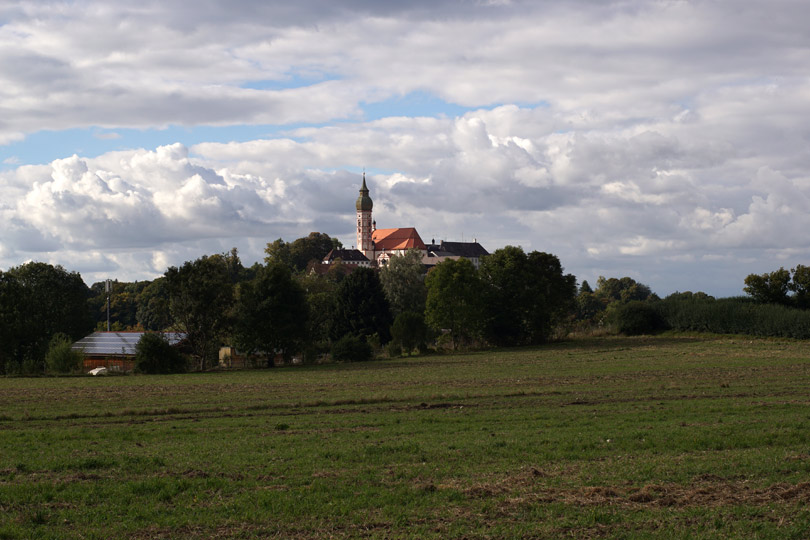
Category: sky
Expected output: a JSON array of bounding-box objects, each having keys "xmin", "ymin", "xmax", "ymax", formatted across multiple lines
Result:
[{"xmin": 1, "ymin": 0, "xmax": 809, "ymax": 298}]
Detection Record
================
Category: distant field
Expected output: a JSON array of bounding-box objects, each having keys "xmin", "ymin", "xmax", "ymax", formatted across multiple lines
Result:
[{"xmin": 2, "ymin": 335, "xmax": 810, "ymax": 539}]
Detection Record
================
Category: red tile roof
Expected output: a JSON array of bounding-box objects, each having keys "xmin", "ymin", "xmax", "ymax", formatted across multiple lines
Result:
[{"xmin": 372, "ymin": 228, "xmax": 427, "ymax": 251}]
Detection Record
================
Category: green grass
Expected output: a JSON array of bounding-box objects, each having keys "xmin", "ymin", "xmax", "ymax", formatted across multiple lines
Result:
[{"xmin": 2, "ymin": 335, "xmax": 810, "ymax": 538}]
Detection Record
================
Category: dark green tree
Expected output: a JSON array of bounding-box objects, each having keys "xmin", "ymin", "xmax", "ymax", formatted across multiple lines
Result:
[
  {"xmin": 165, "ymin": 253, "xmax": 236, "ymax": 370},
  {"xmin": 390, "ymin": 311, "xmax": 428, "ymax": 355},
  {"xmin": 296, "ymin": 270, "xmax": 341, "ymax": 356},
  {"xmin": 330, "ymin": 267, "xmax": 392, "ymax": 344},
  {"xmin": 0, "ymin": 272, "xmax": 26, "ymax": 374},
  {"xmin": 664, "ymin": 291, "xmax": 715, "ymax": 301},
  {"xmin": 136, "ymin": 277, "xmax": 172, "ymax": 331},
  {"xmin": 134, "ymin": 333, "xmax": 185, "ymax": 374},
  {"xmin": 479, "ymin": 247, "xmax": 576, "ymax": 345},
  {"xmin": 743, "ymin": 268, "xmax": 791, "ymax": 305},
  {"xmin": 233, "ymin": 263, "xmax": 309, "ymax": 364},
  {"xmin": 265, "ymin": 232, "xmax": 343, "ymax": 272},
  {"xmin": 2, "ymin": 262, "xmax": 92, "ymax": 372},
  {"xmin": 579, "ymin": 280, "xmax": 593, "ymax": 294},
  {"xmin": 45, "ymin": 333, "xmax": 84, "ymax": 374},
  {"xmin": 379, "ymin": 249, "xmax": 426, "ymax": 317},
  {"xmin": 264, "ymin": 238, "xmax": 293, "ymax": 269},
  {"xmin": 331, "ymin": 334, "xmax": 373, "ymax": 362},
  {"xmin": 524, "ymin": 250, "xmax": 578, "ymax": 342},
  {"xmin": 789, "ymin": 264, "xmax": 810, "ymax": 309},
  {"xmin": 479, "ymin": 246, "xmax": 530, "ymax": 346},
  {"xmin": 425, "ymin": 258, "xmax": 485, "ymax": 349},
  {"xmin": 88, "ymin": 280, "xmax": 148, "ymax": 330},
  {"xmin": 609, "ymin": 301, "xmax": 666, "ymax": 336},
  {"xmin": 594, "ymin": 276, "xmax": 653, "ymax": 304}
]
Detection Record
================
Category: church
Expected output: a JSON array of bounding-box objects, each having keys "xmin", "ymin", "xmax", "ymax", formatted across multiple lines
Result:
[{"xmin": 321, "ymin": 174, "xmax": 489, "ymax": 269}]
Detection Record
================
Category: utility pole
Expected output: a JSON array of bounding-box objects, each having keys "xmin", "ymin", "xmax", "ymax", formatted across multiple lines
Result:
[{"xmin": 106, "ymin": 279, "xmax": 111, "ymax": 332}]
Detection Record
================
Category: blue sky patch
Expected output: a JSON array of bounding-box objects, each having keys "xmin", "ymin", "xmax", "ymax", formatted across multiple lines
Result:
[{"xmin": 361, "ymin": 91, "xmax": 475, "ymax": 121}]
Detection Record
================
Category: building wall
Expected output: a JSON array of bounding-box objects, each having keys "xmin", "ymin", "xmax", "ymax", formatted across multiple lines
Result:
[{"xmin": 83, "ymin": 356, "xmax": 135, "ymax": 372}]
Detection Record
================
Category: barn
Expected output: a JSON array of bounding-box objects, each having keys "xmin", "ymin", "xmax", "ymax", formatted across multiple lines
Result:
[{"xmin": 71, "ymin": 331, "xmax": 186, "ymax": 372}]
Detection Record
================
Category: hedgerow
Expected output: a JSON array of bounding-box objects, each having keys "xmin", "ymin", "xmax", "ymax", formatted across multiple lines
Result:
[{"xmin": 657, "ymin": 296, "xmax": 810, "ymax": 339}]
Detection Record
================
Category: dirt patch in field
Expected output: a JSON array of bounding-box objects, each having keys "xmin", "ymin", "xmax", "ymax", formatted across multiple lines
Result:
[{"xmin": 454, "ymin": 468, "xmax": 810, "ymax": 510}]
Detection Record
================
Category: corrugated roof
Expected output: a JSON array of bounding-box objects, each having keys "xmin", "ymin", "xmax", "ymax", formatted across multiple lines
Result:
[{"xmin": 71, "ymin": 332, "xmax": 186, "ymax": 356}]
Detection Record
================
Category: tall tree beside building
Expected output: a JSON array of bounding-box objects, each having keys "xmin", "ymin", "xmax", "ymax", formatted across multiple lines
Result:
[
  {"xmin": 233, "ymin": 263, "xmax": 309, "ymax": 364},
  {"xmin": 425, "ymin": 258, "xmax": 485, "ymax": 349},
  {"xmin": 379, "ymin": 249, "xmax": 426, "ymax": 317},
  {"xmin": 523, "ymin": 250, "xmax": 577, "ymax": 342},
  {"xmin": 165, "ymin": 253, "xmax": 236, "ymax": 370},
  {"xmin": 330, "ymin": 267, "xmax": 392, "ymax": 344},
  {"xmin": 0, "ymin": 262, "xmax": 92, "ymax": 373},
  {"xmin": 265, "ymin": 232, "xmax": 343, "ymax": 272},
  {"xmin": 296, "ymin": 270, "xmax": 341, "ymax": 353}
]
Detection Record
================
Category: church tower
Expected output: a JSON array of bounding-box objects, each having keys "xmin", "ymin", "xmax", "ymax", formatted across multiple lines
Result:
[{"xmin": 356, "ymin": 173, "xmax": 374, "ymax": 258}]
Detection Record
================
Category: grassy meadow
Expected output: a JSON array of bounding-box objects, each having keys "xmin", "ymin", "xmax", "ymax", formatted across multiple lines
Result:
[{"xmin": 2, "ymin": 335, "xmax": 810, "ymax": 538}]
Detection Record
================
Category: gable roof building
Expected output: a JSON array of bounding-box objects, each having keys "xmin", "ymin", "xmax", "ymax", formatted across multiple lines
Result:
[
  {"xmin": 351, "ymin": 175, "xmax": 488, "ymax": 268},
  {"xmin": 372, "ymin": 228, "xmax": 427, "ymax": 252},
  {"xmin": 322, "ymin": 248, "xmax": 371, "ymax": 266},
  {"xmin": 424, "ymin": 240, "xmax": 490, "ymax": 269},
  {"xmin": 72, "ymin": 331, "xmax": 186, "ymax": 372},
  {"xmin": 438, "ymin": 241, "xmax": 489, "ymax": 259}
]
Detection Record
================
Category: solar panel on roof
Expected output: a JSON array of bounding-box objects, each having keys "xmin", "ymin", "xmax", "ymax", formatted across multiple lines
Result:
[{"xmin": 71, "ymin": 332, "xmax": 186, "ymax": 356}]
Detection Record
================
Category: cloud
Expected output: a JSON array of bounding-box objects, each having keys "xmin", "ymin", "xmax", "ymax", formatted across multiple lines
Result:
[
  {"xmin": 1, "ymin": 1, "xmax": 810, "ymax": 297},
  {"xmin": 93, "ymin": 131, "xmax": 121, "ymax": 140},
  {"xmin": 3, "ymin": 1, "xmax": 809, "ymax": 139}
]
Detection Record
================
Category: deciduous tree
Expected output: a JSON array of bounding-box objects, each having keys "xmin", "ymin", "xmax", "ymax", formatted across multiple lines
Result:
[
  {"xmin": 789, "ymin": 264, "xmax": 810, "ymax": 309},
  {"xmin": 425, "ymin": 258, "xmax": 484, "ymax": 349},
  {"xmin": 136, "ymin": 277, "xmax": 172, "ymax": 331},
  {"xmin": 379, "ymin": 249, "xmax": 426, "ymax": 317},
  {"xmin": 2, "ymin": 262, "xmax": 92, "ymax": 372},
  {"xmin": 134, "ymin": 332, "xmax": 185, "ymax": 374},
  {"xmin": 165, "ymin": 253, "xmax": 236, "ymax": 370},
  {"xmin": 594, "ymin": 276, "xmax": 653, "ymax": 304},
  {"xmin": 743, "ymin": 268, "xmax": 791, "ymax": 305},
  {"xmin": 479, "ymin": 247, "xmax": 576, "ymax": 345},
  {"xmin": 265, "ymin": 232, "xmax": 343, "ymax": 272},
  {"xmin": 233, "ymin": 263, "xmax": 308, "ymax": 364},
  {"xmin": 330, "ymin": 267, "xmax": 392, "ymax": 344},
  {"xmin": 391, "ymin": 311, "xmax": 428, "ymax": 355}
]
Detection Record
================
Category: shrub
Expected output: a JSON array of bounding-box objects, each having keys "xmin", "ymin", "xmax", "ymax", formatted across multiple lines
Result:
[
  {"xmin": 331, "ymin": 335, "xmax": 373, "ymax": 362},
  {"xmin": 386, "ymin": 341, "xmax": 403, "ymax": 358},
  {"xmin": 45, "ymin": 333, "xmax": 83, "ymax": 374},
  {"xmin": 659, "ymin": 296, "xmax": 810, "ymax": 338},
  {"xmin": 135, "ymin": 333, "xmax": 185, "ymax": 374},
  {"xmin": 391, "ymin": 311, "xmax": 428, "ymax": 355},
  {"xmin": 610, "ymin": 301, "xmax": 666, "ymax": 336}
]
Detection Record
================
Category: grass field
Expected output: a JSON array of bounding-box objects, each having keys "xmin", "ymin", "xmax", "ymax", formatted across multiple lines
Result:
[{"xmin": 2, "ymin": 334, "xmax": 810, "ymax": 539}]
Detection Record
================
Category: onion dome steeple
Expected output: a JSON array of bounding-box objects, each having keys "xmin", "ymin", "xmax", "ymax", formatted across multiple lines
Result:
[{"xmin": 356, "ymin": 172, "xmax": 373, "ymax": 211}]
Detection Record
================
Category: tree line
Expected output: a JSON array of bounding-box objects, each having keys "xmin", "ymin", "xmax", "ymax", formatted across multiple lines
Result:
[
  {"xmin": 4, "ymin": 234, "xmax": 809, "ymax": 375},
  {"xmin": 572, "ymin": 265, "xmax": 810, "ymax": 339},
  {"xmin": 0, "ymin": 233, "xmax": 579, "ymax": 374}
]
